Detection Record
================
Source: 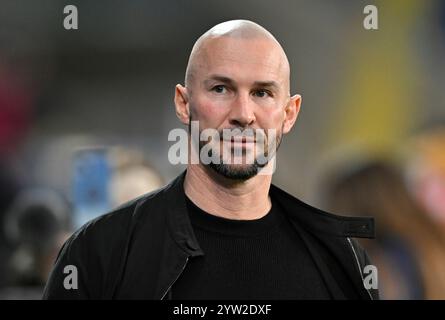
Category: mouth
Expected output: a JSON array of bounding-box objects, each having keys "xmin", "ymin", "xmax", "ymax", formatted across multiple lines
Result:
[{"xmin": 221, "ymin": 136, "xmax": 256, "ymax": 144}]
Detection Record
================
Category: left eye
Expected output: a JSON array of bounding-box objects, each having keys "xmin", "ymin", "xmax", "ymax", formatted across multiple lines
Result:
[{"xmin": 254, "ymin": 90, "xmax": 270, "ymax": 98}]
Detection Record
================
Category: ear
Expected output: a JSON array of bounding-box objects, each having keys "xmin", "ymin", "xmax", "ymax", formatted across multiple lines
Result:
[
  {"xmin": 282, "ymin": 94, "xmax": 301, "ymax": 134},
  {"xmin": 174, "ymin": 84, "xmax": 190, "ymax": 125}
]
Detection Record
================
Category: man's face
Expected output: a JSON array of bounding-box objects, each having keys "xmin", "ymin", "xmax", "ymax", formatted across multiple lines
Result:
[{"xmin": 178, "ymin": 36, "xmax": 300, "ymax": 180}]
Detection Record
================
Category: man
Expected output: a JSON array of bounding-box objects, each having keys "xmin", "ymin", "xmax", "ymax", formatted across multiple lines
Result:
[{"xmin": 43, "ymin": 20, "xmax": 378, "ymax": 300}]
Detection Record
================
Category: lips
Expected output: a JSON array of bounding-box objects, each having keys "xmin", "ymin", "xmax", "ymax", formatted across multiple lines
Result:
[{"xmin": 222, "ymin": 136, "xmax": 256, "ymax": 143}]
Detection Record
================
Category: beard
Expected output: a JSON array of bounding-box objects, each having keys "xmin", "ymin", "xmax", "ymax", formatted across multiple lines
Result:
[
  {"xmin": 189, "ymin": 117, "xmax": 283, "ymax": 181},
  {"xmin": 208, "ymin": 160, "xmax": 264, "ymax": 180}
]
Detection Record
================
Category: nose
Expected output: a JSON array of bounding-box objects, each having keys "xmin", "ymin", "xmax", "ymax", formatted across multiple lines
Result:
[{"xmin": 228, "ymin": 92, "xmax": 256, "ymax": 127}]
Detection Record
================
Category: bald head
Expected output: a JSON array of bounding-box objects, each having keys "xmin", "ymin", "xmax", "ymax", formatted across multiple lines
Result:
[{"xmin": 185, "ymin": 20, "xmax": 290, "ymax": 92}]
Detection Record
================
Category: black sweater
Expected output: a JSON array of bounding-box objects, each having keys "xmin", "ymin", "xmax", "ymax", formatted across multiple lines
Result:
[{"xmin": 171, "ymin": 197, "xmax": 331, "ymax": 299}]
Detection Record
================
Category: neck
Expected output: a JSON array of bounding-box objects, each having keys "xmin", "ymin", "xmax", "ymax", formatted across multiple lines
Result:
[{"xmin": 184, "ymin": 164, "xmax": 272, "ymax": 220}]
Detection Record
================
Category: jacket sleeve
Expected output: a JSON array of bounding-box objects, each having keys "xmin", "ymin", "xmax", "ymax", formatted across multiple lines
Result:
[
  {"xmin": 42, "ymin": 204, "xmax": 136, "ymax": 300},
  {"xmin": 349, "ymin": 238, "xmax": 380, "ymax": 300},
  {"xmin": 42, "ymin": 226, "xmax": 97, "ymax": 299}
]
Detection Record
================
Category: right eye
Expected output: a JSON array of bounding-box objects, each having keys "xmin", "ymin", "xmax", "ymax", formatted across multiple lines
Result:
[{"xmin": 212, "ymin": 85, "xmax": 227, "ymax": 94}]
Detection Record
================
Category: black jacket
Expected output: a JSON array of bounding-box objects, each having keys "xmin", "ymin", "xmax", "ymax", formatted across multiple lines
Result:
[{"xmin": 43, "ymin": 171, "xmax": 378, "ymax": 300}]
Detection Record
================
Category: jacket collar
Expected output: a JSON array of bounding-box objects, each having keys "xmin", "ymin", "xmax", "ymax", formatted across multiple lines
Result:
[
  {"xmin": 163, "ymin": 171, "xmax": 374, "ymax": 256},
  {"xmin": 163, "ymin": 171, "xmax": 204, "ymax": 257}
]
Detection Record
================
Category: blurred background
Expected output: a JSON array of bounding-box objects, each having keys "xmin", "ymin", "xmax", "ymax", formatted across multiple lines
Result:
[{"xmin": 1, "ymin": 0, "xmax": 445, "ymax": 299}]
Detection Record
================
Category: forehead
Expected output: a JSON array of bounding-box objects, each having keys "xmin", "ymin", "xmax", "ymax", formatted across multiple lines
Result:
[{"xmin": 197, "ymin": 36, "xmax": 288, "ymax": 85}]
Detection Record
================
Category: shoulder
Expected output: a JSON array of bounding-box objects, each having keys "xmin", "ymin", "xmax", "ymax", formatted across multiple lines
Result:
[
  {"xmin": 69, "ymin": 184, "xmax": 169, "ymax": 250},
  {"xmin": 270, "ymin": 183, "xmax": 375, "ymax": 239}
]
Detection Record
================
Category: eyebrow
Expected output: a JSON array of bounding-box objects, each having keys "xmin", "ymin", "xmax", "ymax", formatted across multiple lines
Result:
[
  {"xmin": 252, "ymin": 81, "xmax": 279, "ymax": 91},
  {"xmin": 204, "ymin": 74, "xmax": 280, "ymax": 91},
  {"xmin": 204, "ymin": 75, "xmax": 235, "ymax": 87}
]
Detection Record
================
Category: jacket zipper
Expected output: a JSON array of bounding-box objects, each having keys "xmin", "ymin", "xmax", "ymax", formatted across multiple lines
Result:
[
  {"xmin": 346, "ymin": 237, "xmax": 373, "ymax": 300},
  {"xmin": 159, "ymin": 242, "xmax": 370, "ymax": 299},
  {"xmin": 160, "ymin": 257, "xmax": 189, "ymax": 300}
]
